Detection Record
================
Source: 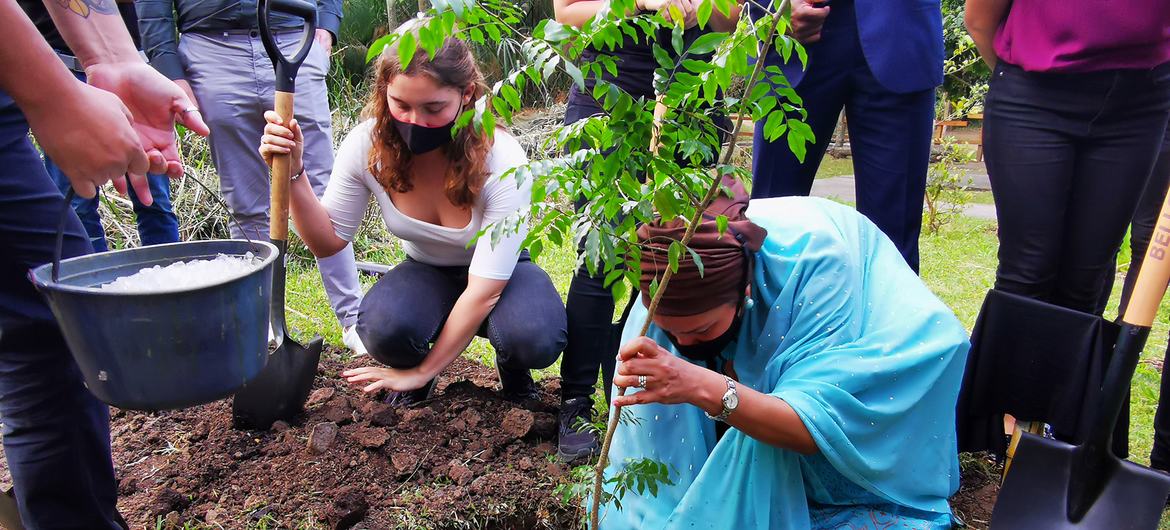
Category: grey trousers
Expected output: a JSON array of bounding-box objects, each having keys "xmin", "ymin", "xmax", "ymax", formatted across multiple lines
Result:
[{"xmin": 179, "ymin": 29, "xmax": 361, "ymax": 327}]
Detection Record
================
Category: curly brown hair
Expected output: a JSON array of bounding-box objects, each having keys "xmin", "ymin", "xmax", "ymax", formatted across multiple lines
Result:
[{"xmin": 363, "ymin": 27, "xmax": 491, "ymax": 208}]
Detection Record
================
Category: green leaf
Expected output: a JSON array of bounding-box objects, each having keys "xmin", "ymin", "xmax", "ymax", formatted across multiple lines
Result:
[
  {"xmin": 716, "ymin": 214, "xmax": 728, "ymax": 236},
  {"xmin": 604, "ymin": 268, "xmax": 624, "ymax": 288},
  {"xmin": 686, "ymin": 246, "xmax": 705, "ymax": 277},
  {"xmin": 541, "ymin": 19, "xmax": 573, "ymax": 42},
  {"xmin": 696, "ymin": 0, "xmax": 713, "ymax": 29},
  {"xmin": 686, "ymin": 32, "xmax": 726, "ymax": 55},
  {"xmin": 365, "ymin": 34, "xmax": 396, "ymax": 64},
  {"xmin": 668, "ymin": 241, "xmax": 682, "ymax": 274},
  {"xmin": 652, "ymin": 44, "xmax": 673, "ymax": 70},
  {"xmin": 564, "ymin": 61, "xmax": 586, "ymax": 90},
  {"xmin": 501, "ymin": 84, "xmax": 521, "ymax": 112},
  {"xmin": 397, "ymin": 31, "xmax": 417, "ymax": 71}
]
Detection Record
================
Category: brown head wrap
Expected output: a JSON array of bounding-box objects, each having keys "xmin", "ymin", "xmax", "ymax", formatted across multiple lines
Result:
[{"xmin": 637, "ymin": 176, "xmax": 767, "ymax": 316}]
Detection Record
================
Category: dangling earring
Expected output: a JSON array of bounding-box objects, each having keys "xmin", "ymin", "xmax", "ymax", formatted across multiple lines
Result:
[{"xmin": 744, "ymin": 295, "xmax": 755, "ymax": 310}]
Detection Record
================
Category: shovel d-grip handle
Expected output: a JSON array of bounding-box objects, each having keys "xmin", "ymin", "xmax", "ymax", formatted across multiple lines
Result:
[
  {"xmin": 257, "ymin": 0, "xmax": 316, "ymax": 93},
  {"xmin": 269, "ymin": 92, "xmax": 295, "ymax": 243}
]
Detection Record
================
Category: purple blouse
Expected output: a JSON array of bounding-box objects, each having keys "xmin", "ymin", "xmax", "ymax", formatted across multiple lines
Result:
[{"xmin": 994, "ymin": 0, "xmax": 1170, "ymax": 73}]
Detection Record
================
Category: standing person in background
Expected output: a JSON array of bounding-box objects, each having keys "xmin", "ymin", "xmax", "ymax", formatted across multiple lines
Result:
[
  {"xmin": 0, "ymin": 0, "xmax": 206, "ymax": 525},
  {"xmin": 552, "ymin": 0, "xmax": 739, "ymax": 462},
  {"xmin": 750, "ymin": 0, "xmax": 943, "ymax": 273},
  {"xmin": 136, "ymin": 0, "xmax": 368, "ymax": 353},
  {"xmin": 962, "ymin": 0, "xmax": 1170, "ymax": 447},
  {"xmin": 965, "ymin": 0, "xmax": 1170, "ymax": 316},
  {"xmin": 29, "ymin": 0, "xmax": 180, "ymax": 251}
]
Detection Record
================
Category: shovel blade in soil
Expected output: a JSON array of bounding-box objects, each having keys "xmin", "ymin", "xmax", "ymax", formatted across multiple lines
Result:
[
  {"xmin": 991, "ymin": 434, "xmax": 1170, "ymax": 529},
  {"xmin": 231, "ymin": 335, "xmax": 323, "ymax": 430}
]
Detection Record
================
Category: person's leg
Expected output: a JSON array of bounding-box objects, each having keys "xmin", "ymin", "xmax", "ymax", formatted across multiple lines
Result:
[
  {"xmin": 0, "ymin": 92, "xmax": 119, "ymax": 529},
  {"xmin": 846, "ymin": 67, "xmax": 934, "ymax": 272},
  {"xmin": 1141, "ymin": 133, "xmax": 1170, "ymax": 471},
  {"xmin": 1053, "ymin": 71, "xmax": 1170, "ymax": 314},
  {"xmin": 982, "ymin": 63, "xmax": 1085, "ymax": 304},
  {"xmin": 128, "ymin": 172, "xmax": 180, "ymax": 246},
  {"xmin": 356, "ymin": 259, "xmax": 463, "ymax": 369},
  {"xmin": 750, "ymin": 0, "xmax": 852, "ymax": 199},
  {"xmin": 180, "ymin": 32, "xmax": 270, "ymax": 241},
  {"xmin": 484, "ymin": 258, "xmax": 568, "ymax": 399}
]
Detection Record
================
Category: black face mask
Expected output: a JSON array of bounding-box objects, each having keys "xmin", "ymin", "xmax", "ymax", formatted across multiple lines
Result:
[
  {"xmin": 394, "ymin": 118, "xmax": 455, "ymax": 155},
  {"xmin": 666, "ymin": 299, "xmax": 745, "ymax": 363}
]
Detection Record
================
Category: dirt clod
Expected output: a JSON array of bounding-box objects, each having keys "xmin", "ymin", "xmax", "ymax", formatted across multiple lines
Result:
[
  {"xmin": 150, "ymin": 487, "xmax": 187, "ymax": 517},
  {"xmin": 366, "ymin": 402, "xmax": 398, "ymax": 427},
  {"xmin": 349, "ymin": 426, "xmax": 390, "ymax": 449},
  {"xmin": 325, "ymin": 486, "xmax": 368, "ymax": 530},
  {"xmin": 501, "ymin": 408, "xmax": 557, "ymax": 440},
  {"xmin": 308, "ymin": 422, "xmax": 339, "ymax": 454},
  {"xmin": 308, "ymin": 387, "xmax": 336, "ymax": 406},
  {"xmin": 322, "ymin": 396, "xmax": 354, "ymax": 425}
]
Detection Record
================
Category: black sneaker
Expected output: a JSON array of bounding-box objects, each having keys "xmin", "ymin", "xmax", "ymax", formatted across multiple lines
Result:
[
  {"xmin": 496, "ymin": 364, "xmax": 540, "ymax": 404},
  {"xmin": 557, "ymin": 396, "xmax": 599, "ymax": 462},
  {"xmin": 384, "ymin": 378, "xmax": 436, "ymax": 407}
]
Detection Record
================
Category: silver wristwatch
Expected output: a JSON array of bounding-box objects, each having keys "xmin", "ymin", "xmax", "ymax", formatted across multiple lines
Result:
[{"xmin": 705, "ymin": 376, "xmax": 739, "ymax": 422}]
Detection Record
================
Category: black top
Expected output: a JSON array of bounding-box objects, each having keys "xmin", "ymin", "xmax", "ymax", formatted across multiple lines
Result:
[
  {"xmin": 568, "ymin": 25, "xmax": 713, "ymax": 119},
  {"xmin": 18, "ymin": 0, "xmax": 68, "ymax": 52},
  {"xmin": 18, "ymin": 1, "xmax": 143, "ymax": 55}
]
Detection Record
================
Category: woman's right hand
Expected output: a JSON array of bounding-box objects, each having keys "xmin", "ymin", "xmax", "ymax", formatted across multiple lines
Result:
[{"xmin": 258, "ymin": 110, "xmax": 305, "ymax": 174}]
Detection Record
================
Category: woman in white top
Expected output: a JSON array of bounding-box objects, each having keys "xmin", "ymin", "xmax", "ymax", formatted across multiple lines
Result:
[{"xmin": 259, "ymin": 25, "xmax": 567, "ymax": 406}]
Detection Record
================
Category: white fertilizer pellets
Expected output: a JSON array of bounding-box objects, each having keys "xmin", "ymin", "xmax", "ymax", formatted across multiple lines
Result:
[{"xmin": 100, "ymin": 253, "xmax": 262, "ymax": 293}]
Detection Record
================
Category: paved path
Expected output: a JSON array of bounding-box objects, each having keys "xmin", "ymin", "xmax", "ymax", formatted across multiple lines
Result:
[{"xmin": 810, "ymin": 174, "xmax": 997, "ymax": 221}]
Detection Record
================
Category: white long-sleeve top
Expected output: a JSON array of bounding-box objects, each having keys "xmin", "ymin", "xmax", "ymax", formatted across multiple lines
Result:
[{"xmin": 320, "ymin": 120, "xmax": 531, "ymax": 280}]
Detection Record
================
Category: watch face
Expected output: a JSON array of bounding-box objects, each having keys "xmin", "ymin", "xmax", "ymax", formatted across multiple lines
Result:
[{"xmin": 724, "ymin": 391, "xmax": 739, "ymax": 410}]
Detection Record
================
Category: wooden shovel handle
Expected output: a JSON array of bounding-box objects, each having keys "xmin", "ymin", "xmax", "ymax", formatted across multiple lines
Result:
[
  {"xmin": 649, "ymin": 95, "xmax": 668, "ymax": 154},
  {"xmin": 1123, "ymin": 189, "xmax": 1170, "ymax": 327},
  {"xmin": 270, "ymin": 90, "xmax": 294, "ymax": 242}
]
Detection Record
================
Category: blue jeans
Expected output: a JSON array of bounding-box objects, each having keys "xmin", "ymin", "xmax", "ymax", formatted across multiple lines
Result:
[
  {"xmin": 0, "ymin": 89, "xmax": 120, "ymax": 528},
  {"xmin": 44, "ymin": 71, "xmax": 178, "ymax": 252}
]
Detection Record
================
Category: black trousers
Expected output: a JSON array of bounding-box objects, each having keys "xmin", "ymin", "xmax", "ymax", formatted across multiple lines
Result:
[
  {"xmin": 1120, "ymin": 128, "xmax": 1170, "ymax": 471},
  {"xmin": 986, "ymin": 61, "xmax": 1170, "ymax": 315},
  {"xmin": 355, "ymin": 255, "xmax": 567, "ymax": 375}
]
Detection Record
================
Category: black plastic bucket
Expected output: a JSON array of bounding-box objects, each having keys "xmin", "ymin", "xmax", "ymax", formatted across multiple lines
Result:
[{"xmin": 28, "ymin": 240, "xmax": 278, "ymax": 410}]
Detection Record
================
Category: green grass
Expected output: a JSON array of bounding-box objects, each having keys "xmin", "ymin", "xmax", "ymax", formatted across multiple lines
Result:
[{"xmin": 813, "ymin": 156, "xmax": 853, "ymax": 180}]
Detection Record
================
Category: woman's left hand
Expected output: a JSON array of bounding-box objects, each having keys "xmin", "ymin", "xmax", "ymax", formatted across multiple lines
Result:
[
  {"xmin": 342, "ymin": 366, "xmax": 432, "ymax": 394},
  {"xmin": 612, "ymin": 336, "xmax": 721, "ymax": 408}
]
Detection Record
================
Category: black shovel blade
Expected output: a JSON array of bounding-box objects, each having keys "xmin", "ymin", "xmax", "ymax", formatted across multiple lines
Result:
[
  {"xmin": 231, "ymin": 240, "xmax": 323, "ymax": 430},
  {"xmin": 231, "ymin": 334, "xmax": 323, "ymax": 430},
  {"xmin": 991, "ymin": 433, "xmax": 1170, "ymax": 529}
]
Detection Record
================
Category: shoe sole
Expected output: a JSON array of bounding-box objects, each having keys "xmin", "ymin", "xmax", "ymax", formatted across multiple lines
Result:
[{"xmin": 557, "ymin": 444, "xmax": 599, "ymax": 463}]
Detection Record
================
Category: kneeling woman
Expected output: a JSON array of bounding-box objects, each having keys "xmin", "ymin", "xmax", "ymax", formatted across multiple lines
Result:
[
  {"xmin": 259, "ymin": 25, "xmax": 566, "ymax": 405},
  {"xmin": 601, "ymin": 179, "xmax": 969, "ymax": 528}
]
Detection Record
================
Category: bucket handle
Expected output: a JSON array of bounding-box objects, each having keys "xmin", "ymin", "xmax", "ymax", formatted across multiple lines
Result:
[{"xmin": 50, "ymin": 176, "xmax": 256, "ymax": 284}]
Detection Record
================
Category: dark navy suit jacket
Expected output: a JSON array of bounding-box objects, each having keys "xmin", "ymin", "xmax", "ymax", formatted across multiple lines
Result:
[{"xmin": 777, "ymin": 0, "xmax": 944, "ymax": 94}]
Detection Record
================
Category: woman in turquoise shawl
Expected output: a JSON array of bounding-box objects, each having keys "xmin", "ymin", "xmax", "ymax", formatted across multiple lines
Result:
[{"xmin": 599, "ymin": 180, "xmax": 970, "ymax": 529}]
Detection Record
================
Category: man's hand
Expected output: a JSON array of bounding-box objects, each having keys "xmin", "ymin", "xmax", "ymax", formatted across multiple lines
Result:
[
  {"xmin": 23, "ymin": 80, "xmax": 149, "ymax": 201},
  {"xmin": 85, "ymin": 61, "xmax": 210, "ymax": 195},
  {"xmin": 789, "ymin": 0, "xmax": 830, "ymax": 43},
  {"xmin": 314, "ymin": 29, "xmax": 333, "ymax": 56},
  {"xmin": 174, "ymin": 79, "xmax": 198, "ymax": 111}
]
